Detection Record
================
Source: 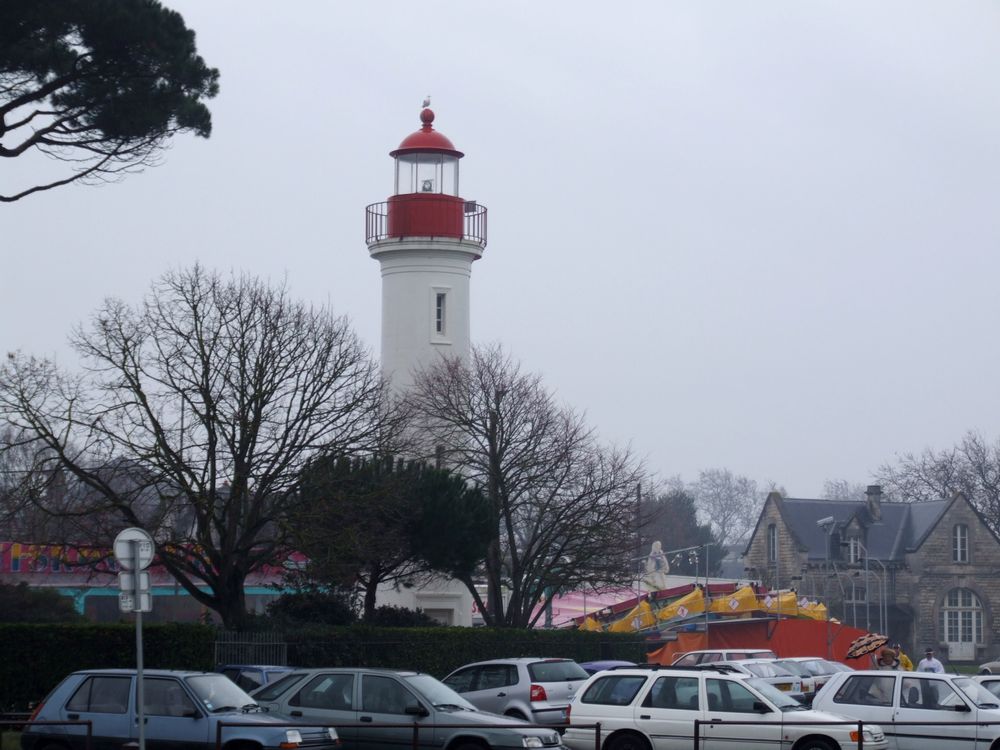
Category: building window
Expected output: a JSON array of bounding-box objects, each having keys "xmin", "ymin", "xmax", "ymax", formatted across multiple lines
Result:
[
  {"xmin": 940, "ymin": 588, "xmax": 983, "ymax": 645},
  {"xmin": 847, "ymin": 537, "xmax": 861, "ymax": 565},
  {"xmin": 767, "ymin": 524, "xmax": 777, "ymax": 563},
  {"xmin": 953, "ymin": 524, "xmax": 969, "ymax": 563},
  {"xmin": 435, "ymin": 292, "xmax": 447, "ymax": 334}
]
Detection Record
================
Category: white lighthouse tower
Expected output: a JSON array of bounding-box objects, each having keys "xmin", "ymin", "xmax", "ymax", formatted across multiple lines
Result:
[{"xmin": 365, "ymin": 106, "xmax": 487, "ymax": 392}]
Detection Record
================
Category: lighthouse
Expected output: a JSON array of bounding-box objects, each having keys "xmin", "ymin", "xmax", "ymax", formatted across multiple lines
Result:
[{"xmin": 365, "ymin": 106, "xmax": 487, "ymax": 392}]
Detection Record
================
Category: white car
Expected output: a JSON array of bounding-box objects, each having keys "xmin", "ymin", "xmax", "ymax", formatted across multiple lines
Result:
[
  {"xmin": 670, "ymin": 648, "xmax": 776, "ymax": 666},
  {"xmin": 715, "ymin": 659, "xmax": 806, "ymax": 701},
  {"xmin": 563, "ymin": 665, "xmax": 887, "ymax": 750},
  {"xmin": 812, "ymin": 669, "xmax": 1000, "ymax": 750}
]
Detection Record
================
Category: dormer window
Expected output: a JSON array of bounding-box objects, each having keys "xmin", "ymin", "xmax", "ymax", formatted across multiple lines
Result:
[
  {"xmin": 767, "ymin": 524, "xmax": 777, "ymax": 563},
  {"xmin": 847, "ymin": 537, "xmax": 861, "ymax": 564}
]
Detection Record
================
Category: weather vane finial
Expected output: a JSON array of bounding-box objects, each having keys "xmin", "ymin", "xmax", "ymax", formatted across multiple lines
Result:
[{"xmin": 422, "ymin": 95, "xmax": 431, "ymax": 108}]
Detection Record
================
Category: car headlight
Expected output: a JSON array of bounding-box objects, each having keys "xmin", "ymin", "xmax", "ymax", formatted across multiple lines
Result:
[
  {"xmin": 283, "ymin": 729, "xmax": 303, "ymax": 747},
  {"xmin": 521, "ymin": 738, "xmax": 544, "ymax": 748},
  {"xmin": 326, "ymin": 728, "xmax": 339, "ymax": 742}
]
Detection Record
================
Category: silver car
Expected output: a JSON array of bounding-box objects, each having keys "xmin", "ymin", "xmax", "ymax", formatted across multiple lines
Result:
[
  {"xmin": 252, "ymin": 667, "xmax": 566, "ymax": 750},
  {"xmin": 442, "ymin": 658, "xmax": 590, "ymax": 726}
]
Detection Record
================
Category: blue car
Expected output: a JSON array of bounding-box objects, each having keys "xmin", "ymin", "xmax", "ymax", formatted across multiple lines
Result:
[{"xmin": 21, "ymin": 668, "xmax": 339, "ymax": 750}]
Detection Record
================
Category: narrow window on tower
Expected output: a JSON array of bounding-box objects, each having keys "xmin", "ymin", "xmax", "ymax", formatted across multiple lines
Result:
[{"xmin": 435, "ymin": 292, "xmax": 447, "ymax": 335}]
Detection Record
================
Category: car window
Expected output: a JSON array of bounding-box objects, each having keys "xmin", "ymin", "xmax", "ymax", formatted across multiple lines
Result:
[
  {"xmin": 234, "ymin": 670, "xmax": 263, "ymax": 692},
  {"xmin": 979, "ymin": 680, "xmax": 1000, "ymax": 699},
  {"xmin": 706, "ymin": 679, "xmax": 759, "ymax": 712},
  {"xmin": 67, "ymin": 676, "xmax": 131, "ymax": 714},
  {"xmin": 253, "ymin": 672, "xmax": 308, "ymax": 701},
  {"xmin": 699, "ymin": 653, "xmax": 722, "ymax": 663},
  {"xmin": 644, "ymin": 676, "xmax": 700, "ymax": 710},
  {"xmin": 479, "ymin": 664, "xmax": 516, "ymax": 689},
  {"xmin": 900, "ymin": 677, "xmax": 964, "ymax": 711},
  {"xmin": 362, "ymin": 675, "xmax": 413, "ymax": 715},
  {"xmin": 291, "ymin": 673, "xmax": 355, "ymax": 711},
  {"xmin": 443, "ymin": 667, "xmax": 477, "ymax": 693},
  {"xmin": 776, "ymin": 661, "xmax": 811, "ymax": 678},
  {"xmin": 143, "ymin": 678, "xmax": 197, "ymax": 717},
  {"xmin": 186, "ymin": 674, "xmax": 255, "ymax": 712},
  {"xmin": 528, "ymin": 660, "xmax": 589, "ymax": 682},
  {"xmin": 832, "ymin": 675, "xmax": 895, "ymax": 707},
  {"xmin": 672, "ymin": 654, "xmax": 700, "ymax": 667},
  {"xmin": 581, "ymin": 675, "xmax": 648, "ymax": 706}
]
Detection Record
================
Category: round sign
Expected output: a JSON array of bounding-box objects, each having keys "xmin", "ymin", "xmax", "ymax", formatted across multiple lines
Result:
[{"xmin": 113, "ymin": 527, "xmax": 155, "ymax": 570}]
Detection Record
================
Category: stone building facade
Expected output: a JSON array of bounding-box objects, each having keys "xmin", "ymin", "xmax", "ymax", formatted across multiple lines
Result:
[{"xmin": 742, "ymin": 486, "xmax": 1000, "ymax": 663}]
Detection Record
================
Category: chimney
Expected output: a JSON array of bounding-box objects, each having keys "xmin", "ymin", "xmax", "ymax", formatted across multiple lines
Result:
[{"xmin": 866, "ymin": 484, "xmax": 882, "ymax": 521}]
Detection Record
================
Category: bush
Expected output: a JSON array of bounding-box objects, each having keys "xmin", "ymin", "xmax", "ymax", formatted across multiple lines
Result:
[
  {"xmin": 0, "ymin": 583, "xmax": 85, "ymax": 623},
  {"xmin": 365, "ymin": 605, "xmax": 438, "ymax": 627},
  {"xmin": 0, "ymin": 622, "xmax": 214, "ymax": 710}
]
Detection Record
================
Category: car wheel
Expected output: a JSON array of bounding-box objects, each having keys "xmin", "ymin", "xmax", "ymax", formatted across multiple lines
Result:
[
  {"xmin": 605, "ymin": 731, "xmax": 651, "ymax": 750},
  {"xmin": 793, "ymin": 738, "xmax": 836, "ymax": 750}
]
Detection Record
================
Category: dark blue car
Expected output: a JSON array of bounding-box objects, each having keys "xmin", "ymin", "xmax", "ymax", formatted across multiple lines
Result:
[{"xmin": 21, "ymin": 668, "xmax": 339, "ymax": 750}]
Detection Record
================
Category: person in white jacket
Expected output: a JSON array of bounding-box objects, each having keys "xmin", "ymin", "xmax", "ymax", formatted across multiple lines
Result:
[{"xmin": 917, "ymin": 648, "xmax": 945, "ymax": 673}]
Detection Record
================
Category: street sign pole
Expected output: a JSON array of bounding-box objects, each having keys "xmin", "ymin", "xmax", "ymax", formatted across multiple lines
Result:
[
  {"xmin": 114, "ymin": 527, "xmax": 154, "ymax": 750},
  {"xmin": 133, "ymin": 540, "xmax": 145, "ymax": 750}
]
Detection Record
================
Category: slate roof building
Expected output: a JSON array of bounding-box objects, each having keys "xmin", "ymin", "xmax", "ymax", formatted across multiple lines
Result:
[{"xmin": 742, "ymin": 485, "xmax": 1000, "ymax": 663}]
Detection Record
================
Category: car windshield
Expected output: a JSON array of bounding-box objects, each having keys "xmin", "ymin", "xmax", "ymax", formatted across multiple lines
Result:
[
  {"xmin": 403, "ymin": 674, "xmax": 477, "ymax": 710},
  {"xmin": 528, "ymin": 660, "xmax": 590, "ymax": 682},
  {"xmin": 799, "ymin": 660, "xmax": 830, "ymax": 676},
  {"xmin": 954, "ymin": 678, "xmax": 1000, "ymax": 708},
  {"xmin": 776, "ymin": 661, "xmax": 812, "ymax": 677},
  {"xmin": 251, "ymin": 672, "xmax": 309, "ymax": 701},
  {"xmin": 746, "ymin": 679, "xmax": 807, "ymax": 710},
  {"xmin": 186, "ymin": 674, "xmax": 257, "ymax": 712}
]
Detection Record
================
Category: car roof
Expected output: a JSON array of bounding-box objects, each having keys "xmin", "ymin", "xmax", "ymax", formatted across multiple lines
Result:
[
  {"xmin": 458, "ymin": 657, "xmax": 577, "ymax": 667},
  {"xmin": 218, "ymin": 665, "xmax": 292, "ymax": 670},
  {"xmin": 290, "ymin": 667, "xmax": 423, "ymax": 677},
  {"xmin": 73, "ymin": 669, "xmax": 219, "ymax": 677}
]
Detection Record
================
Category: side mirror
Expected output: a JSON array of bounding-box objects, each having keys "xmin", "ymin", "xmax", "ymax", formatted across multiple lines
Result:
[
  {"xmin": 405, "ymin": 703, "xmax": 429, "ymax": 717},
  {"xmin": 954, "ymin": 703, "xmax": 972, "ymax": 713},
  {"xmin": 752, "ymin": 701, "xmax": 772, "ymax": 714}
]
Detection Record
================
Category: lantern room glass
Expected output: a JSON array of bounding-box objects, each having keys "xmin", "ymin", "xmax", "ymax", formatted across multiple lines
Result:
[{"xmin": 394, "ymin": 153, "xmax": 459, "ymax": 196}]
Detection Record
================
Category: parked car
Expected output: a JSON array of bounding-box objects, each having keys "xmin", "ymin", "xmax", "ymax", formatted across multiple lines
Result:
[
  {"xmin": 979, "ymin": 659, "xmax": 1000, "ymax": 675},
  {"xmin": 974, "ymin": 674, "xmax": 1000, "ymax": 699},
  {"xmin": 442, "ymin": 658, "xmax": 590, "ymax": 726},
  {"xmin": 812, "ymin": 669, "xmax": 1000, "ymax": 750},
  {"xmin": 669, "ymin": 648, "xmax": 776, "ymax": 666},
  {"xmin": 578, "ymin": 661, "xmax": 637, "ymax": 676},
  {"xmin": 562, "ymin": 664, "xmax": 887, "ymax": 750},
  {"xmin": 772, "ymin": 658, "xmax": 818, "ymax": 702},
  {"xmin": 251, "ymin": 666, "xmax": 566, "ymax": 750},
  {"xmin": 715, "ymin": 659, "xmax": 807, "ymax": 702},
  {"xmin": 20, "ymin": 668, "xmax": 340, "ymax": 750},
  {"xmin": 781, "ymin": 656, "xmax": 844, "ymax": 694},
  {"xmin": 218, "ymin": 665, "xmax": 295, "ymax": 692}
]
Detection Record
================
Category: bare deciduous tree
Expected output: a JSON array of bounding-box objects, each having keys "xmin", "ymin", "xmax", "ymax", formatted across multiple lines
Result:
[
  {"xmin": 406, "ymin": 344, "xmax": 647, "ymax": 628},
  {"xmin": 691, "ymin": 468, "xmax": 761, "ymax": 548},
  {"xmin": 0, "ymin": 266, "xmax": 393, "ymax": 627},
  {"xmin": 877, "ymin": 430, "xmax": 1000, "ymax": 531}
]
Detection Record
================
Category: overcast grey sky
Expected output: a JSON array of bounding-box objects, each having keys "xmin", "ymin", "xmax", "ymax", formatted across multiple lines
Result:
[{"xmin": 4, "ymin": 1, "xmax": 1000, "ymax": 497}]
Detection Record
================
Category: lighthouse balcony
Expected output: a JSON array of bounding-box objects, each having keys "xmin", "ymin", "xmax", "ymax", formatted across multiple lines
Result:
[{"xmin": 366, "ymin": 196, "xmax": 487, "ymax": 247}]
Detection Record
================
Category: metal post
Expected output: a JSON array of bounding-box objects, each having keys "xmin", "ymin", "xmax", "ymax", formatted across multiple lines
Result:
[
  {"xmin": 865, "ymin": 554, "xmax": 871, "ymax": 632},
  {"xmin": 133, "ymin": 540, "xmax": 145, "ymax": 750}
]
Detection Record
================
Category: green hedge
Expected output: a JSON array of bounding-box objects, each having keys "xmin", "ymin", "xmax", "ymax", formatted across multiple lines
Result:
[
  {"xmin": 1, "ymin": 623, "xmax": 646, "ymax": 710},
  {"xmin": 0, "ymin": 623, "xmax": 214, "ymax": 710},
  {"xmin": 285, "ymin": 626, "xmax": 647, "ymax": 677}
]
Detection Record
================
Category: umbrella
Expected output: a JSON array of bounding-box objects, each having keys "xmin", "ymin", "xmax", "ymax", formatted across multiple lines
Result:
[{"xmin": 846, "ymin": 633, "xmax": 889, "ymax": 659}]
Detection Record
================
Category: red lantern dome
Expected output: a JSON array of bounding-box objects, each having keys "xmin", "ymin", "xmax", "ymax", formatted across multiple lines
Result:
[{"xmin": 390, "ymin": 108, "xmax": 464, "ymax": 158}]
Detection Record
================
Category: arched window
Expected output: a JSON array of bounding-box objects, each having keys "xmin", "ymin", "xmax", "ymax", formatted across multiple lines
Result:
[
  {"xmin": 940, "ymin": 588, "xmax": 983, "ymax": 659},
  {"xmin": 767, "ymin": 524, "xmax": 777, "ymax": 562},
  {"xmin": 953, "ymin": 524, "xmax": 969, "ymax": 563}
]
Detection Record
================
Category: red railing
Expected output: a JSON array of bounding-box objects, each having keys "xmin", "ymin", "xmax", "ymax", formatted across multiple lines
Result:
[{"xmin": 365, "ymin": 198, "xmax": 487, "ymax": 247}]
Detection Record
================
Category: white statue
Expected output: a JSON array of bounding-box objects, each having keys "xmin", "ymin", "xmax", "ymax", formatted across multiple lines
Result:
[{"xmin": 643, "ymin": 540, "xmax": 670, "ymax": 590}]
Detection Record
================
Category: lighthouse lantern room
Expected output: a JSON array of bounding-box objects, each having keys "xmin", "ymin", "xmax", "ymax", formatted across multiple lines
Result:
[{"xmin": 366, "ymin": 106, "xmax": 488, "ymax": 393}]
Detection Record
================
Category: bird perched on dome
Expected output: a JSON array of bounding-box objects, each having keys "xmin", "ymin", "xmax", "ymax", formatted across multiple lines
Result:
[{"xmin": 422, "ymin": 95, "xmax": 431, "ymax": 108}]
